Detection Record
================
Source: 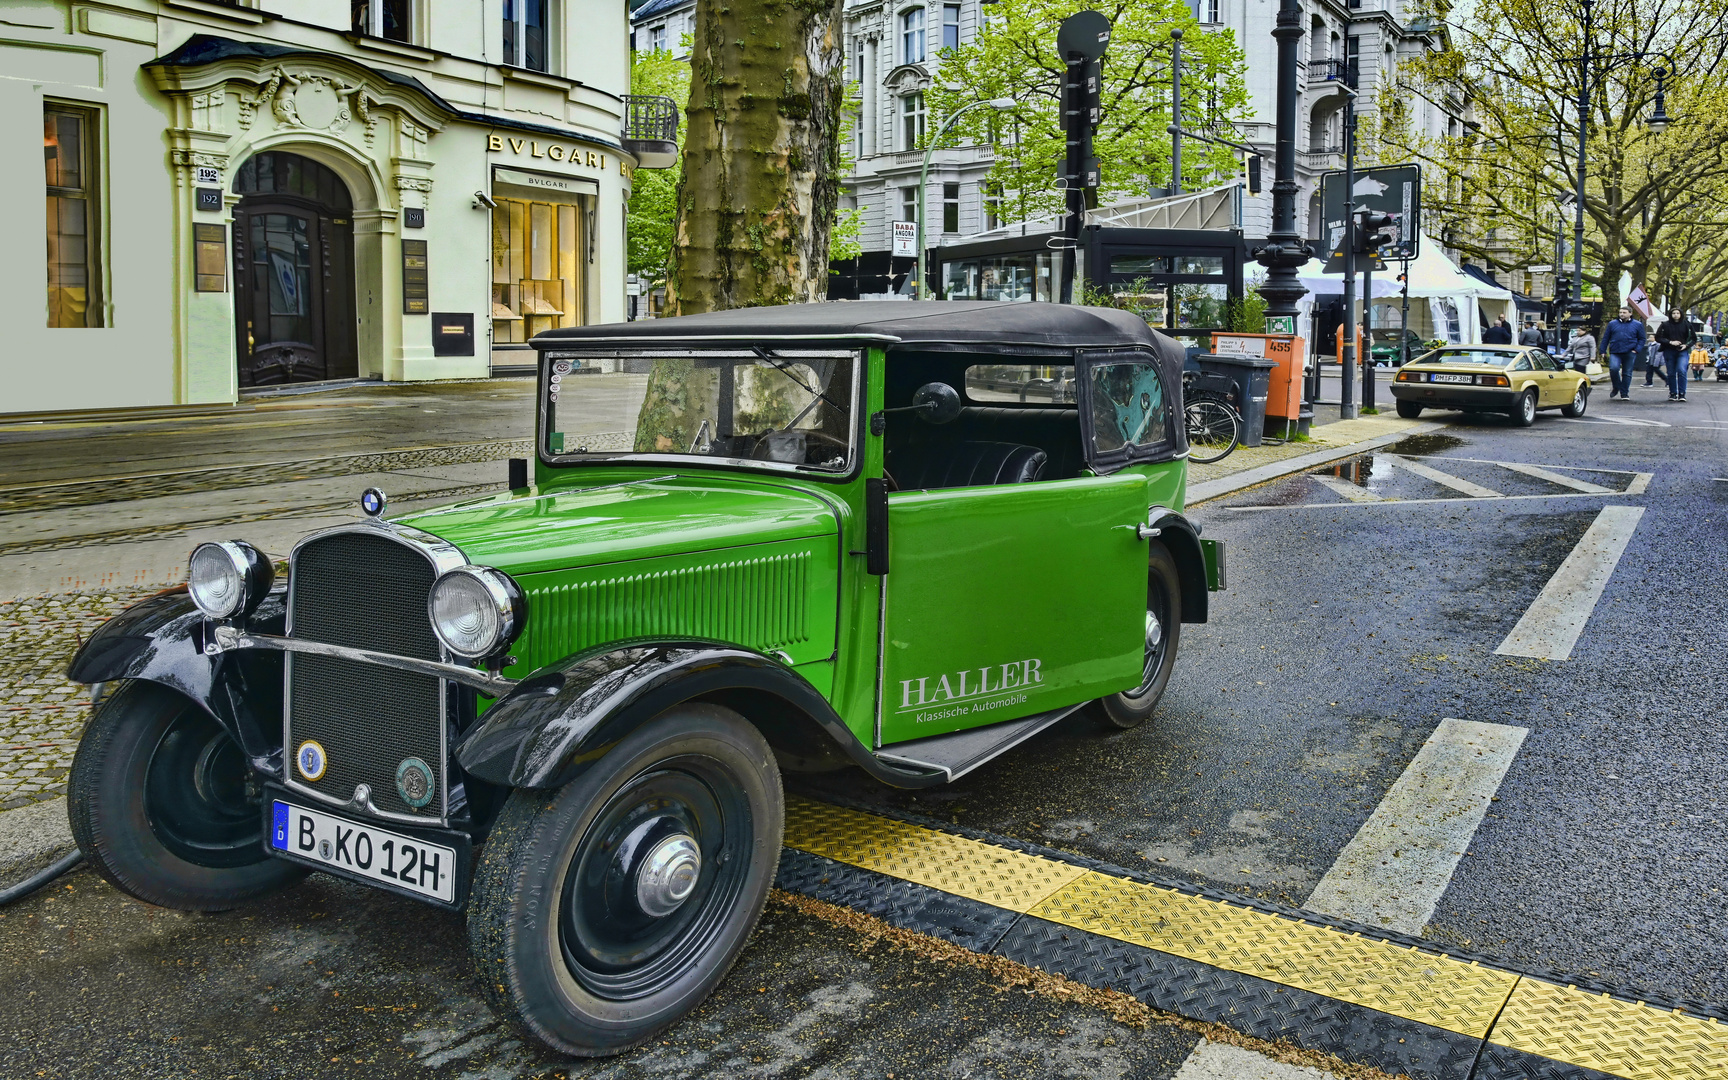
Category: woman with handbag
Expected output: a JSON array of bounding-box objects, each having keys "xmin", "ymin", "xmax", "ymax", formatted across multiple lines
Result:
[{"xmin": 1652, "ymin": 308, "xmax": 1695, "ymax": 401}]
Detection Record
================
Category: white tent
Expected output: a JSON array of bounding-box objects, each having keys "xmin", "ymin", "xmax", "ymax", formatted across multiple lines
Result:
[{"xmin": 1255, "ymin": 238, "xmax": 1513, "ymax": 349}]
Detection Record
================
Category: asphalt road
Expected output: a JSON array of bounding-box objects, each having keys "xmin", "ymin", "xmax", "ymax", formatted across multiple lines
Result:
[
  {"xmin": 831, "ymin": 379, "xmax": 1728, "ymax": 1004},
  {"xmin": 3, "ymin": 374, "xmax": 1724, "ymax": 1075}
]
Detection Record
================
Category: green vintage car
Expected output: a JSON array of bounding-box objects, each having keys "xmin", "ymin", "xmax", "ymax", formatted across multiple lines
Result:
[{"xmin": 65, "ymin": 302, "xmax": 1222, "ymax": 1056}]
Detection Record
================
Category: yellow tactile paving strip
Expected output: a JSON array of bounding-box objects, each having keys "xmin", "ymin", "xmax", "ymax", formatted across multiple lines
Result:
[
  {"xmin": 783, "ymin": 797, "xmax": 1728, "ymax": 1079},
  {"xmin": 1030, "ymin": 870, "xmax": 1514, "ymax": 1038},
  {"xmin": 1493, "ymin": 979, "xmax": 1728, "ymax": 1080}
]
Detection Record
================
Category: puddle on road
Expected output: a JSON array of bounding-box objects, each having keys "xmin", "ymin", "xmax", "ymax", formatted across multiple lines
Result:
[{"xmin": 1385, "ymin": 432, "xmax": 1466, "ymax": 456}]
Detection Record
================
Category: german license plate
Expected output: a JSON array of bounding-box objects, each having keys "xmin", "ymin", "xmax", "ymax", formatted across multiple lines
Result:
[
  {"xmin": 270, "ymin": 801, "xmax": 455, "ymax": 903},
  {"xmin": 1430, "ymin": 373, "xmax": 1473, "ymax": 384}
]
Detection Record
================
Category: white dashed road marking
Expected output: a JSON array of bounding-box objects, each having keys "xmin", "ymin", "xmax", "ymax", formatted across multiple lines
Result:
[
  {"xmin": 1494, "ymin": 505, "xmax": 1645, "ymax": 660},
  {"xmin": 1495, "ymin": 461, "xmax": 1612, "ymax": 493},
  {"xmin": 1556, "ymin": 415, "xmax": 1671, "ymax": 427},
  {"xmin": 1311, "ymin": 474, "xmax": 1386, "ymax": 502},
  {"xmin": 1173, "ymin": 1040, "xmax": 1339, "ymax": 1079},
  {"xmin": 1383, "ymin": 454, "xmax": 1504, "ymax": 498},
  {"xmin": 1303, "ymin": 718, "xmax": 1527, "ymax": 936}
]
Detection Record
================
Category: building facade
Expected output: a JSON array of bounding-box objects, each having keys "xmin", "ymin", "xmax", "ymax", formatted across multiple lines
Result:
[
  {"xmin": 9, "ymin": 0, "xmax": 673, "ymax": 417},
  {"xmin": 834, "ymin": 0, "xmax": 1459, "ymax": 289}
]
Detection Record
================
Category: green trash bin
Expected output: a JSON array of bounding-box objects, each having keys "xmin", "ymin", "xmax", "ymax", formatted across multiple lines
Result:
[{"xmin": 1189, "ymin": 353, "xmax": 1275, "ymax": 447}]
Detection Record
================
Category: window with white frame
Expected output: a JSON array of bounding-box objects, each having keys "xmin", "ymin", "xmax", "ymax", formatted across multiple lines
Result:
[
  {"xmin": 942, "ymin": 182, "xmax": 960, "ymax": 232},
  {"xmin": 503, "ymin": 0, "xmax": 552, "ymax": 72},
  {"xmin": 45, "ymin": 102, "xmax": 102, "ymax": 328},
  {"xmin": 900, "ymin": 91, "xmax": 925, "ymax": 149},
  {"xmin": 650, "ymin": 24, "xmax": 666, "ymax": 51},
  {"xmin": 901, "ymin": 7, "xmax": 925, "ymax": 63},
  {"xmin": 352, "ymin": 0, "xmax": 411, "ymax": 41},
  {"xmin": 1203, "ymin": 0, "xmax": 1219, "ymax": 23},
  {"xmin": 901, "ymin": 187, "xmax": 918, "ymax": 223},
  {"xmin": 942, "ymin": 3, "xmax": 960, "ymax": 50}
]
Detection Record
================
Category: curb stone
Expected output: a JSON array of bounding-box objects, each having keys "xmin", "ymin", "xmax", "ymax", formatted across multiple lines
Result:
[
  {"xmin": 0, "ymin": 796, "xmax": 75, "ymax": 887},
  {"xmin": 1186, "ymin": 422, "xmax": 1444, "ymax": 506}
]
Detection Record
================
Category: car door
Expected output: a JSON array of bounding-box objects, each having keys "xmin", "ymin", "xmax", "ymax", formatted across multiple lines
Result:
[
  {"xmin": 876, "ymin": 458, "xmax": 1148, "ymax": 747},
  {"xmin": 1509, "ymin": 353, "xmax": 1540, "ymax": 400}
]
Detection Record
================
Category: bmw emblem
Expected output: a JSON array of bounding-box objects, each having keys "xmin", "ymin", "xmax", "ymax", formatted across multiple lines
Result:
[
  {"xmin": 396, "ymin": 757, "xmax": 434, "ymax": 809},
  {"xmin": 296, "ymin": 740, "xmax": 327, "ymax": 781},
  {"xmin": 360, "ymin": 487, "xmax": 388, "ymax": 517}
]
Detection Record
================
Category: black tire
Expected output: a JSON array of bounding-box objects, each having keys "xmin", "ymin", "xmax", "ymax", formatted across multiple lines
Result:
[
  {"xmin": 1511, "ymin": 388, "xmax": 1538, "ymax": 426},
  {"xmin": 1185, "ymin": 395, "xmax": 1240, "ymax": 465},
  {"xmin": 67, "ymin": 680, "xmax": 305, "ymax": 911},
  {"xmin": 1093, "ymin": 543, "xmax": 1182, "ymax": 730},
  {"xmin": 1560, "ymin": 385, "xmax": 1589, "ymax": 418},
  {"xmin": 1395, "ymin": 400, "xmax": 1422, "ymax": 419},
  {"xmin": 468, "ymin": 703, "xmax": 783, "ymax": 1057}
]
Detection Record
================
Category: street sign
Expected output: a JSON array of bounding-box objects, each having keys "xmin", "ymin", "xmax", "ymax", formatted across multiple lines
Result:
[
  {"xmin": 891, "ymin": 220, "xmax": 918, "ymax": 258},
  {"xmin": 1320, "ymin": 164, "xmax": 1421, "ymax": 273}
]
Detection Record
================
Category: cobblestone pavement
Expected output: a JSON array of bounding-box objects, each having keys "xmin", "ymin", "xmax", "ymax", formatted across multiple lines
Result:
[
  {"xmin": 0, "ymin": 438, "xmax": 530, "ymax": 515},
  {"xmin": 0, "ymin": 589, "xmax": 156, "ymax": 809}
]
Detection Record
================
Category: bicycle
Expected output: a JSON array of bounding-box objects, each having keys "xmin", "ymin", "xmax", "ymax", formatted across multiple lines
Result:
[{"xmin": 1182, "ymin": 373, "xmax": 1242, "ymax": 464}]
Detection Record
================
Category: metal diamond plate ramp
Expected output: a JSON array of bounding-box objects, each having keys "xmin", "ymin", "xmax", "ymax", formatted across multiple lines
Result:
[
  {"xmin": 1027, "ymin": 870, "xmax": 1516, "ymax": 1038},
  {"xmin": 1492, "ymin": 978, "xmax": 1728, "ymax": 1080},
  {"xmin": 783, "ymin": 796, "xmax": 1086, "ymax": 912}
]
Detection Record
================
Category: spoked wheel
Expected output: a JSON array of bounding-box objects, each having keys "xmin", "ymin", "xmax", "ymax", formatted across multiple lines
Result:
[
  {"xmin": 469, "ymin": 704, "xmax": 782, "ymax": 1057},
  {"xmin": 1093, "ymin": 544, "xmax": 1183, "ymax": 730},
  {"xmin": 1512, "ymin": 388, "xmax": 1539, "ymax": 426},
  {"xmin": 1561, "ymin": 385, "xmax": 1589, "ymax": 418},
  {"xmin": 1185, "ymin": 395, "xmax": 1241, "ymax": 464},
  {"xmin": 68, "ymin": 680, "xmax": 305, "ymax": 910}
]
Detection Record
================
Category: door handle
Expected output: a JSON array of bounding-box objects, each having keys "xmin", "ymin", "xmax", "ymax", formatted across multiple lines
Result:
[{"xmin": 1135, "ymin": 524, "xmax": 1162, "ymax": 540}]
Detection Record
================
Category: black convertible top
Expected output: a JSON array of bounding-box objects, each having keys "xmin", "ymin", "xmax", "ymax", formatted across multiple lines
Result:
[{"xmin": 534, "ymin": 301, "xmax": 1178, "ymax": 358}]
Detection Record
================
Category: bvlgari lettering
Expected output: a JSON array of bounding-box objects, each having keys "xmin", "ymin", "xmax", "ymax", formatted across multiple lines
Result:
[{"xmin": 488, "ymin": 134, "xmax": 610, "ymax": 173}]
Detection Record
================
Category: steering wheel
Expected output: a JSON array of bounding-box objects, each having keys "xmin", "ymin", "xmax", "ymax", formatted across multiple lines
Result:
[{"xmin": 748, "ymin": 428, "xmax": 850, "ymax": 464}]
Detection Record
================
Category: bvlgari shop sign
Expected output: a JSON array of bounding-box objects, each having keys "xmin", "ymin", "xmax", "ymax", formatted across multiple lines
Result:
[{"xmin": 488, "ymin": 134, "xmax": 611, "ymax": 172}]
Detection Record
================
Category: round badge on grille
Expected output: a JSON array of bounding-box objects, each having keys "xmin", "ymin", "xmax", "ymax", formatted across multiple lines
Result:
[
  {"xmin": 296, "ymin": 740, "xmax": 327, "ymax": 781},
  {"xmin": 396, "ymin": 757, "xmax": 434, "ymax": 809}
]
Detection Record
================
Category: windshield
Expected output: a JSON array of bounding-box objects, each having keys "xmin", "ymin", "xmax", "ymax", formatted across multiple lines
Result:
[
  {"xmin": 541, "ymin": 349, "xmax": 858, "ymax": 474},
  {"xmin": 1415, "ymin": 348, "xmax": 1518, "ymax": 366}
]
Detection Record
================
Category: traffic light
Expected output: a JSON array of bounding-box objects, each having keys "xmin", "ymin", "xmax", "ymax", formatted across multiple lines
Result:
[{"xmin": 1354, "ymin": 209, "xmax": 1398, "ymax": 254}]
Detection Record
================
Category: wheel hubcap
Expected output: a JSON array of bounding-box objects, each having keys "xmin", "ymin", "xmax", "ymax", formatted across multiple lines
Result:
[
  {"xmin": 1134, "ymin": 606, "xmax": 1167, "ymax": 695},
  {"xmin": 144, "ymin": 706, "xmax": 260, "ymax": 867},
  {"xmin": 635, "ymin": 834, "xmax": 701, "ymax": 917}
]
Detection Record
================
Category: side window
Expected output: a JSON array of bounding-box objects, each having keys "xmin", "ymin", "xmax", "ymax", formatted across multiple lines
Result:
[
  {"xmin": 45, "ymin": 103, "xmax": 102, "ymax": 328},
  {"xmin": 1087, "ymin": 360, "xmax": 1167, "ymax": 454},
  {"xmin": 963, "ymin": 364, "xmax": 1076, "ymax": 403},
  {"xmin": 1533, "ymin": 352, "xmax": 1558, "ymax": 371},
  {"xmin": 1512, "ymin": 356, "xmax": 1532, "ymax": 371}
]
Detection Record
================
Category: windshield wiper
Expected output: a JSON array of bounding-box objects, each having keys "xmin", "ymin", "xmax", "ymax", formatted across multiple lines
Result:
[{"xmin": 751, "ymin": 346, "xmax": 845, "ymax": 416}]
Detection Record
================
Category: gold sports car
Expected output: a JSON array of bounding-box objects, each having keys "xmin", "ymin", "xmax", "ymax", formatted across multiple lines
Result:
[{"xmin": 1390, "ymin": 345, "xmax": 1591, "ymax": 426}]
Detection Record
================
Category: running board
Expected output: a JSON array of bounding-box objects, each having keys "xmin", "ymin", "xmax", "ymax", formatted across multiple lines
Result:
[{"xmin": 873, "ymin": 704, "xmax": 1086, "ymax": 783}]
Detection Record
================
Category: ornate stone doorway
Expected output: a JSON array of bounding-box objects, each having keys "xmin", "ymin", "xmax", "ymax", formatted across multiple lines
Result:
[{"xmin": 232, "ymin": 151, "xmax": 358, "ymax": 385}]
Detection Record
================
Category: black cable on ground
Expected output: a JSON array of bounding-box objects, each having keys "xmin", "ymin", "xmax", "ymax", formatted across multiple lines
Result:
[{"xmin": 0, "ymin": 849, "xmax": 83, "ymax": 906}]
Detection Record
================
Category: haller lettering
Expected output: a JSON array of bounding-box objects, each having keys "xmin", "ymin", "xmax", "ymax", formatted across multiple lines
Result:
[{"xmin": 899, "ymin": 658, "xmax": 1043, "ymax": 711}]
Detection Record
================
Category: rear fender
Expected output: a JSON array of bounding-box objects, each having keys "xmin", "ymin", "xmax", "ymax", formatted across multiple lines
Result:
[
  {"xmin": 454, "ymin": 641, "xmax": 939, "ymax": 790},
  {"xmin": 65, "ymin": 587, "xmax": 285, "ymax": 767},
  {"xmin": 1149, "ymin": 507, "xmax": 1209, "ymax": 623}
]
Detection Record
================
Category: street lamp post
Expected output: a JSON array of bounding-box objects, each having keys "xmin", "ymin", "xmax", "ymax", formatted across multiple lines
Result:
[
  {"xmin": 1252, "ymin": 0, "xmax": 1312, "ymax": 431},
  {"xmin": 917, "ymin": 97, "xmax": 1015, "ymax": 300}
]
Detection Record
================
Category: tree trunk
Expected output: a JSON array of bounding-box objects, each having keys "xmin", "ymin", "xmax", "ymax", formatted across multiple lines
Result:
[{"xmin": 669, "ymin": 0, "xmax": 846, "ymax": 315}]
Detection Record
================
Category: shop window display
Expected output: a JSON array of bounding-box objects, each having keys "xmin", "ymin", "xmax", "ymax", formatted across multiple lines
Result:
[{"xmin": 492, "ymin": 196, "xmax": 587, "ymax": 350}]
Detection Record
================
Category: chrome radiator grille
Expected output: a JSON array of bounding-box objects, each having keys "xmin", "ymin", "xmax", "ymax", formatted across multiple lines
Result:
[{"xmin": 286, "ymin": 530, "xmax": 446, "ymax": 820}]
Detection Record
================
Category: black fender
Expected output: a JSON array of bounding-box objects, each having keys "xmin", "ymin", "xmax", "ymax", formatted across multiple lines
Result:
[
  {"xmin": 65, "ymin": 587, "xmax": 286, "ymax": 769},
  {"xmin": 1148, "ymin": 506, "xmax": 1208, "ymax": 623},
  {"xmin": 454, "ymin": 640, "xmax": 943, "ymax": 791}
]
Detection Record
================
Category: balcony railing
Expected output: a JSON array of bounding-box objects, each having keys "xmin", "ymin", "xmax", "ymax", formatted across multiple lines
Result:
[
  {"xmin": 1307, "ymin": 58, "xmax": 1358, "ymax": 88},
  {"xmin": 622, "ymin": 95, "xmax": 679, "ymax": 169}
]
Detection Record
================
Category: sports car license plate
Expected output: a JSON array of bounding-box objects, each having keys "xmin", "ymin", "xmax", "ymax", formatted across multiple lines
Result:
[
  {"xmin": 1430, "ymin": 373, "xmax": 1473, "ymax": 383},
  {"xmin": 270, "ymin": 801, "xmax": 456, "ymax": 903}
]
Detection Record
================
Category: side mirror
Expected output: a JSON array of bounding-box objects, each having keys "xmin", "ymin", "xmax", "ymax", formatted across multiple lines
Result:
[{"xmin": 912, "ymin": 382, "xmax": 961, "ymax": 424}]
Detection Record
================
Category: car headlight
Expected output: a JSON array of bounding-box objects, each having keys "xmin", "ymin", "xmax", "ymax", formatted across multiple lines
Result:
[
  {"xmin": 187, "ymin": 540, "xmax": 274, "ymax": 620},
  {"xmin": 428, "ymin": 566, "xmax": 524, "ymax": 661}
]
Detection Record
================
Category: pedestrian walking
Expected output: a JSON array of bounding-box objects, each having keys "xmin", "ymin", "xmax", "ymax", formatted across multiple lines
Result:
[
  {"xmin": 1483, "ymin": 314, "xmax": 1513, "ymax": 344},
  {"xmin": 1518, "ymin": 319, "xmax": 1545, "ymax": 347},
  {"xmin": 1689, "ymin": 341, "xmax": 1709, "ymax": 381},
  {"xmin": 1653, "ymin": 308, "xmax": 1694, "ymax": 400},
  {"xmin": 1598, "ymin": 306, "xmax": 1647, "ymax": 399},
  {"xmin": 1563, "ymin": 325, "xmax": 1597, "ymax": 372},
  {"xmin": 1643, "ymin": 335, "xmax": 1666, "ymax": 388}
]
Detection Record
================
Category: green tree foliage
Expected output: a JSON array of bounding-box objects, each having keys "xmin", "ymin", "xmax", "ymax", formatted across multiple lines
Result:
[
  {"xmin": 1379, "ymin": 0, "xmax": 1728, "ymax": 313},
  {"xmin": 926, "ymin": 0, "xmax": 1251, "ymax": 225},
  {"xmin": 627, "ymin": 46, "xmax": 691, "ymax": 285}
]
